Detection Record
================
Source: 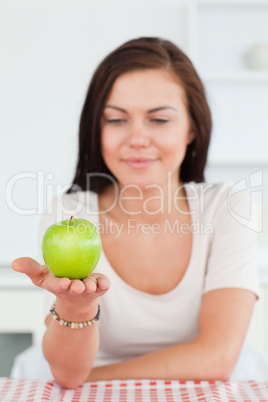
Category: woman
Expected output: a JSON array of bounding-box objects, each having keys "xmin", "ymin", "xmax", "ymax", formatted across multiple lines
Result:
[{"xmin": 12, "ymin": 37, "xmax": 259, "ymax": 388}]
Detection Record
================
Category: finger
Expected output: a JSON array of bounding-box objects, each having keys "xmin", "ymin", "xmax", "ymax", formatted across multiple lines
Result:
[
  {"xmin": 46, "ymin": 275, "xmax": 72, "ymax": 293},
  {"xmin": 69, "ymin": 279, "xmax": 86, "ymax": 294},
  {"xmin": 12, "ymin": 257, "xmax": 72, "ymax": 293},
  {"xmin": 91, "ymin": 273, "xmax": 111, "ymax": 291},
  {"xmin": 96, "ymin": 276, "xmax": 111, "ymax": 291},
  {"xmin": 83, "ymin": 276, "xmax": 97, "ymax": 293},
  {"xmin": 11, "ymin": 257, "xmax": 46, "ymax": 287}
]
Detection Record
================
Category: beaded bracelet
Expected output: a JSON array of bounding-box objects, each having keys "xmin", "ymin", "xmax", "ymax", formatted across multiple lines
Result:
[{"xmin": 50, "ymin": 301, "xmax": 101, "ymax": 329}]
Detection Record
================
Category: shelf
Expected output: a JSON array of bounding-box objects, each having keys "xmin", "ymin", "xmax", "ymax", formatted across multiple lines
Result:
[
  {"xmin": 195, "ymin": 0, "xmax": 268, "ymax": 6},
  {"xmin": 201, "ymin": 71, "xmax": 268, "ymax": 82}
]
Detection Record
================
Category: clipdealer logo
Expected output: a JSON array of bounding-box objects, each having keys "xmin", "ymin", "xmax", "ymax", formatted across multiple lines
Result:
[
  {"xmin": 95, "ymin": 217, "xmax": 213, "ymax": 238},
  {"xmin": 227, "ymin": 170, "xmax": 263, "ymax": 233},
  {"xmin": 5, "ymin": 170, "xmax": 264, "ymax": 235}
]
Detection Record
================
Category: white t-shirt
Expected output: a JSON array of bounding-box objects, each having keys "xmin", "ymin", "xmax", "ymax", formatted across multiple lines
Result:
[{"xmin": 39, "ymin": 182, "xmax": 260, "ymax": 368}]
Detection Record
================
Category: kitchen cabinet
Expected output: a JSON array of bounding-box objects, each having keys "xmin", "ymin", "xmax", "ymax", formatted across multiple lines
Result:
[
  {"xmin": 0, "ymin": 269, "xmax": 46, "ymax": 345},
  {"xmin": 0, "ymin": 268, "xmax": 46, "ymax": 376}
]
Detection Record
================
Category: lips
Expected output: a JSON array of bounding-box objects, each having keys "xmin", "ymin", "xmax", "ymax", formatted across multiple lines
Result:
[{"xmin": 123, "ymin": 157, "xmax": 157, "ymax": 169}]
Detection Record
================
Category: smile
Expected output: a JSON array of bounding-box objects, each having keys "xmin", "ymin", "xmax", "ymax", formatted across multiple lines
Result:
[{"xmin": 123, "ymin": 158, "xmax": 157, "ymax": 169}]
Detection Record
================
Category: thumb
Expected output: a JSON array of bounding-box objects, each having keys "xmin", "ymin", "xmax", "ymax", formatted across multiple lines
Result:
[{"xmin": 11, "ymin": 257, "xmax": 47, "ymax": 287}]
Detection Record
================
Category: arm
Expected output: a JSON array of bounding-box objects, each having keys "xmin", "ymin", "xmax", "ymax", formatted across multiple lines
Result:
[
  {"xmin": 43, "ymin": 298, "xmax": 99, "ymax": 389},
  {"xmin": 12, "ymin": 257, "xmax": 110, "ymax": 389},
  {"xmin": 87, "ymin": 287, "xmax": 257, "ymax": 382}
]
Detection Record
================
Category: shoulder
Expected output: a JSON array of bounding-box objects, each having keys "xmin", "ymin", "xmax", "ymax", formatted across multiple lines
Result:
[
  {"xmin": 185, "ymin": 181, "xmax": 235, "ymax": 200},
  {"xmin": 184, "ymin": 181, "xmax": 258, "ymax": 231},
  {"xmin": 185, "ymin": 181, "xmax": 252, "ymax": 212}
]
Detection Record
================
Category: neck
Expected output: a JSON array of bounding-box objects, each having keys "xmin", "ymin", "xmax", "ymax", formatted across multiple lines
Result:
[{"xmin": 100, "ymin": 176, "xmax": 189, "ymax": 223}]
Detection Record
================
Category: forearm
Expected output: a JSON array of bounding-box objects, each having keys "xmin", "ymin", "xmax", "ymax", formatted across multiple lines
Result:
[
  {"xmin": 43, "ymin": 298, "xmax": 100, "ymax": 389},
  {"xmin": 89, "ymin": 289, "xmax": 256, "ymax": 383},
  {"xmin": 87, "ymin": 338, "xmax": 231, "ymax": 382}
]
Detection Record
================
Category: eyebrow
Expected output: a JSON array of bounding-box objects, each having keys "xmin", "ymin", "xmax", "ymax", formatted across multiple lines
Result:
[{"xmin": 103, "ymin": 105, "xmax": 178, "ymax": 114}]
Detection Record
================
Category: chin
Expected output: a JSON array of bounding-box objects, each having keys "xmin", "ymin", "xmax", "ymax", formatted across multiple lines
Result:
[{"xmin": 119, "ymin": 176, "xmax": 165, "ymax": 191}]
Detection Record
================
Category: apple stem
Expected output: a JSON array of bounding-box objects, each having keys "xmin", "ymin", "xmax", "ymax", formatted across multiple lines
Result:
[{"xmin": 69, "ymin": 216, "xmax": 74, "ymax": 226}]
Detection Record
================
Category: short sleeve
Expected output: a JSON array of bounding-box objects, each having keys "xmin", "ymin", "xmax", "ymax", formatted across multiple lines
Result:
[{"xmin": 203, "ymin": 184, "xmax": 260, "ymax": 299}]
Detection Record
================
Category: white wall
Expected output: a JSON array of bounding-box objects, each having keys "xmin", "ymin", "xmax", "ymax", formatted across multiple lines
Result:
[{"xmin": 1, "ymin": 0, "xmax": 189, "ymax": 265}]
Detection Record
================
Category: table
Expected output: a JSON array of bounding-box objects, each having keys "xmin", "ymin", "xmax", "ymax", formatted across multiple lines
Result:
[{"xmin": 1, "ymin": 378, "xmax": 268, "ymax": 401}]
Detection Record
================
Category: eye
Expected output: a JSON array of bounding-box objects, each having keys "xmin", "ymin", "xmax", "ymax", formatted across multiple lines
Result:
[
  {"xmin": 107, "ymin": 118, "xmax": 126, "ymax": 125},
  {"xmin": 151, "ymin": 118, "xmax": 169, "ymax": 124}
]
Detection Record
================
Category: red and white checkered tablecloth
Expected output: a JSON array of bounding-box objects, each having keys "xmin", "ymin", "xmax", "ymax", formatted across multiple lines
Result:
[{"xmin": 1, "ymin": 378, "xmax": 268, "ymax": 401}]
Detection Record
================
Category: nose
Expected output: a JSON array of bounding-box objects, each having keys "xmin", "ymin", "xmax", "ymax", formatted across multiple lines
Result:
[{"xmin": 128, "ymin": 122, "xmax": 150, "ymax": 148}]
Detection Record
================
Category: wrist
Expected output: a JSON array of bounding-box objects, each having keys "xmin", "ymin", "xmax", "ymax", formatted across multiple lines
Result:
[
  {"xmin": 54, "ymin": 298, "xmax": 99, "ymax": 322},
  {"xmin": 50, "ymin": 301, "xmax": 100, "ymax": 329}
]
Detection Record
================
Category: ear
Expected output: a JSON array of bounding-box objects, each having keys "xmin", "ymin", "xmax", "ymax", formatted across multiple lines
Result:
[{"xmin": 187, "ymin": 129, "xmax": 196, "ymax": 145}]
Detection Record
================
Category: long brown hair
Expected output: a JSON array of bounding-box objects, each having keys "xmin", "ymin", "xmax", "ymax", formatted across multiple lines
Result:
[{"xmin": 67, "ymin": 37, "xmax": 212, "ymax": 194}]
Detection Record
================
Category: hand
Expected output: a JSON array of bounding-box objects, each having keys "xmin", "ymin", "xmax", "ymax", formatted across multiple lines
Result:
[{"xmin": 11, "ymin": 257, "xmax": 111, "ymax": 306}]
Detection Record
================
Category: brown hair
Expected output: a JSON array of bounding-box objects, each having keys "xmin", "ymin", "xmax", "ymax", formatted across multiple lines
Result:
[{"xmin": 67, "ymin": 37, "xmax": 212, "ymax": 194}]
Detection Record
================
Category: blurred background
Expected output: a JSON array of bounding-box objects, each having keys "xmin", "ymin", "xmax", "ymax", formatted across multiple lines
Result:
[{"xmin": 1, "ymin": 0, "xmax": 268, "ymax": 376}]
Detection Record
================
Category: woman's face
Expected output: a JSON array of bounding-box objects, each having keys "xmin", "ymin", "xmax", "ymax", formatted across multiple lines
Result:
[{"xmin": 100, "ymin": 69, "xmax": 195, "ymax": 191}]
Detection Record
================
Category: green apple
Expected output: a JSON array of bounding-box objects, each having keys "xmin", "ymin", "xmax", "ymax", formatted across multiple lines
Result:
[{"xmin": 42, "ymin": 216, "xmax": 102, "ymax": 279}]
